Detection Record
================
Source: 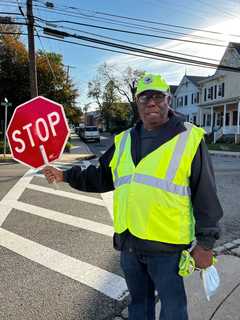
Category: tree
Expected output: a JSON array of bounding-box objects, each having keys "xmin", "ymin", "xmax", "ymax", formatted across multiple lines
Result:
[
  {"xmin": 37, "ymin": 50, "xmax": 79, "ymax": 115},
  {"xmin": 101, "ymin": 80, "xmax": 120, "ymax": 131},
  {"xmin": 97, "ymin": 63, "xmax": 145, "ymax": 124},
  {"xmin": 88, "ymin": 76, "xmax": 131, "ymax": 131},
  {"xmin": 0, "ymin": 20, "xmax": 21, "ymax": 40},
  {"xmin": 0, "ymin": 33, "xmax": 79, "ymax": 124},
  {"xmin": 0, "ymin": 32, "xmax": 30, "ymax": 126}
]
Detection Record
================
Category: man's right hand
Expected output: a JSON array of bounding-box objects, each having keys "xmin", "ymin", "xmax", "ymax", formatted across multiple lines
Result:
[{"xmin": 43, "ymin": 166, "xmax": 64, "ymax": 184}]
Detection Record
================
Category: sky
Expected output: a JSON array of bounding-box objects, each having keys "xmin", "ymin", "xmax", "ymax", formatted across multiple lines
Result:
[{"xmin": 2, "ymin": 0, "xmax": 240, "ymax": 110}]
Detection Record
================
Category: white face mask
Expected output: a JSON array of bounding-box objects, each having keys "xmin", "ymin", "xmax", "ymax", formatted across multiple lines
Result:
[{"xmin": 201, "ymin": 265, "xmax": 220, "ymax": 301}]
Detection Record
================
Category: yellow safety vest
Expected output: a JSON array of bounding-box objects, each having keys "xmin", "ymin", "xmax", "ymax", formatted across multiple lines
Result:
[{"xmin": 109, "ymin": 123, "xmax": 205, "ymax": 245}]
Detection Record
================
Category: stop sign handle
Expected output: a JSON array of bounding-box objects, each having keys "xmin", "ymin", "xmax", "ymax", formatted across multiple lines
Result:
[{"xmin": 40, "ymin": 144, "xmax": 59, "ymax": 190}]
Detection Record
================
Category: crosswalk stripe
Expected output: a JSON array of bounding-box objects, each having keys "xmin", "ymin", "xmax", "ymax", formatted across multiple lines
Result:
[
  {"xmin": 0, "ymin": 228, "xmax": 128, "ymax": 300},
  {"xmin": 27, "ymin": 184, "xmax": 106, "ymax": 207},
  {"xmin": 0, "ymin": 169, "xmax": 34, "ymax": 226},
  {"xmin": 101, "ymin": 191, "xmax": 114, "ymax": 220},
  {"xmin": 2, "ymin": 200, "xmax": 114, "ymax": 237}
]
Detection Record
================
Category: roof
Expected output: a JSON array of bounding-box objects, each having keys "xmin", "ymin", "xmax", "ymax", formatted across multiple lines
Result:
[
  {"xmin": 186, "ymin": 75, "xmax": 208, "ymax": 85},
  {"xmin": 229, "ymin": 42, "xmax": 240, "ymax": 55},
  {"xmin": 169, "ymin": 85, "xmax": 178, "ymax": 95}
]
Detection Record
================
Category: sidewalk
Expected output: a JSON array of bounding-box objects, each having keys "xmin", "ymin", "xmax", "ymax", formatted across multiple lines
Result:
[
  {"xmin": 0, "ymin": 133, "xmax": 96, "ymax": 164},
  {"xmin": 57, "ymin": 133, "xmax": 96, "ymax": 163},
  {"xmin": 115, "ymin": 254, "xmax": 240, "ymax": 320}
]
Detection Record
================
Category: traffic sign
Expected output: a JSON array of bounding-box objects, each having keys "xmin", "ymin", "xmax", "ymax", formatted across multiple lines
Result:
[{"xmin": 6, "ymin": 96, "xmax": 70, "ymax": 168}]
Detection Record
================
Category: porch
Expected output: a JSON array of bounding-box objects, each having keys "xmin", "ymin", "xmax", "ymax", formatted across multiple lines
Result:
[{"xmin": 199, "ymin": 100, "xmax": 240, "ymax": 143}]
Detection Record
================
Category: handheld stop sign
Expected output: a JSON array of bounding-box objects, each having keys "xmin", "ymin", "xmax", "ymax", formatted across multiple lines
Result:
[{"xmin": 6, "ymin": 96, "xmax": 70, "ymax": 169}]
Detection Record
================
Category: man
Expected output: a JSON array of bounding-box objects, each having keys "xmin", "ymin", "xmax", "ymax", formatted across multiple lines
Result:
[{"xmin": 43, "ymin": 73, "xmax": 223, "ymax": 320}]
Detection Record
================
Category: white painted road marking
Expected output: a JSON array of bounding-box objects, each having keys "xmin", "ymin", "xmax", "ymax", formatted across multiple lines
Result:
[
  {"xmin": 0, "ymin": 167, "xmax": 127, "ymax": 300},
  {"xmin": 101, "ymin": 191, "xmax": 114, "ymax": 220},
  {"xmin": 27, "ymin": 183, "xmax": 106, "ymax": 207},
  {"xmin": 2, "ymin": 200, "xmax": 114, "ymax": 237},
  {"xmin": 0, "ymin": 169, "xmax": 35, "ymax": 226},
  {"xmin": 0, "ymin": 228, "xmax": 128, "ymax": 300}
]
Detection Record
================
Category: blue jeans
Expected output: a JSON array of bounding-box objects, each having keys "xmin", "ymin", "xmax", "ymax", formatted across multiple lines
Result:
[{"xmin": 120, "ymin": 250, "xmax": 188, "ymax": 320}]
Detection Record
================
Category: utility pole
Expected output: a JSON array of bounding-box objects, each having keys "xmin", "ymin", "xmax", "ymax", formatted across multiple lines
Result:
[
  {"xmin": 27, "ymin": 0, "xmax": 38, "ymax": 98},
  {"xmin": 64, "ymin": 65, "xmax": 76, "ymax": 85}
]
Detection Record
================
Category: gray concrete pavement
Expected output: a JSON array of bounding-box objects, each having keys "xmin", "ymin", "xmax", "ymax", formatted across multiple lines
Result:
[{"xmin": 116, "ymin": 255, "xmax": 240, "ymax": 320}]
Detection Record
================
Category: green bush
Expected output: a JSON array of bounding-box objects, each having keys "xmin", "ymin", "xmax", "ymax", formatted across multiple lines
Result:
[{"xmin": 0, "ymin": 140, "xmax": 10, "ymax": 154}]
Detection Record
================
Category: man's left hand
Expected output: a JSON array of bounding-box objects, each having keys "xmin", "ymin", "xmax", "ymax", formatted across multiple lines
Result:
[{"xmin": 191, "ymin": 245, "xmax": 214, "ymax": 269}]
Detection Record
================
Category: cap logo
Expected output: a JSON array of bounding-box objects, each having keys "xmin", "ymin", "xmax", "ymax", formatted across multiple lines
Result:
[{"xmin": 143, "ymin": 76, "xmax": 153, "ymax": 84}]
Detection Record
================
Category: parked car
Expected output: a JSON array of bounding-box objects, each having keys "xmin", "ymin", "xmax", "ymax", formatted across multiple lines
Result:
[{"xmin": 80, "ymin": 126, "xmax": 100, "ymax": 143}]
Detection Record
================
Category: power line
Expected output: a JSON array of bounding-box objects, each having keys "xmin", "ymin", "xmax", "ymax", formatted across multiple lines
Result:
[
  {"xmin": 32, "ymin": 0, "xmax": 240, "ymax": 39},
  {"xmin": 44, "ymin": 22, "xmax": 219, "ymax": 62},
  {"xmin": 0, "ymin": 17, "xmax": 222, "ymax": 63},
  {"xmin": 0, "ymin": 30, "xmax": 220, "ymax": 71},
  {"xmin": 1, "ymin": 24, "xmax": 237, "ymax": 72},
  {"xmin": 0, "ymin": 11, "xmax": 22, "ymax": 16},
  {"xmin": 34, "ymin": 16, "xmax": 229, "ymax": 48},
  {"xmin": 38, "ymin": 33, "xmax": 225, "ymax": 70},
  {"xmin": 40, "ymin": 26, "xmax": 240, "ymax": 72},
  {"xmin": 15, "ymin": 0, "xmax": 58, "ymax": 85},
  {"xmin": 32, "ymin": 3, "xmax": 226, "ymax": 44}
]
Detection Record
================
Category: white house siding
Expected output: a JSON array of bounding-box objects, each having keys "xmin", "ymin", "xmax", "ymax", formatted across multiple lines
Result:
[
  {"xmin": 173, "ymin": 75, "xmax": 201, "ymax": 125},
  {"xmin": 198, "ymin": 43, "xmax": 240, "ymax": 139}
]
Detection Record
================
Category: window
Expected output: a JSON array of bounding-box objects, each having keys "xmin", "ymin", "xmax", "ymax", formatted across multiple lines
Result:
[
  {"xmin": 191, "ymin": 94, "xmax": 194, "ymax": 104},
  {"xmin": 177, "ymin": 97, "xmax": 183, "ymax": 107},
  {"xmin": 214, "ymin": 85, "xmax": 217, "ymax": 99},
  {"xmin": 203, "ymin": 114, "xmax": 206, "ymax": 126},
  {"xmin": 233, "ymin": 111, "xmax": 238, "ymax": 125},
  {"xmin": 218, "ymin": 84, "xmax": 222, "ymax": 97},
  {"xmin": 196, "ymin": 92, "xmax": 200, "ymax": 103},
  {"xmin": 185, "ymin": 95, "xmax": 188, "ymax": 106},
  {"xmin": 208, "ymin": 87, "xmax": 213, "ymax": 100},
  {"xmin": 225, "ymin": 112, "xmax": 230, "ymax": 126},
  {"xmin": 204, "ymin": 88, "xmax": 207, "ymax": 101},
  {"xmin": 208, "ymin": 88, "xmax": 211, "ymax": 99},
  {"xmin": 216, "ymin": 113, "xmax": 221, "ymax": 126},
  {"xmin": 222, "ymin": 83, "xmax": 225, "ymax": 97},
  {"xmin": 206, "ymin": 114, "xmax": 211, "ymax": 126}
]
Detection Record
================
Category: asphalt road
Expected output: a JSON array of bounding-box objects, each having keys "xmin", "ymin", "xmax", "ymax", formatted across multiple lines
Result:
[
  {"xmin": 0, "ymin": 155, "xmax": 127, "ymax": 320},
  {"xmin": 0, "ymin": 134, "xmax": 239, "ymax": 320}
]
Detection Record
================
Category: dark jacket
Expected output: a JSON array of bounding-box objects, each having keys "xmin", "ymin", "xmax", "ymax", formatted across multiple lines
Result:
[{"xmin": 64, "ymin": 112, "xmax": 223, "ymax": 253}]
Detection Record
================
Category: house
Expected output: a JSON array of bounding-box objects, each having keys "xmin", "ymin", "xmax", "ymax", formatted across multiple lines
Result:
[
  {"xmin": 172, "ymin": 75, "xmax": 207, "ymax": 125},
  {"xmin": 198, "ymin": 42, "xmax": 240, "ymax": 143}
]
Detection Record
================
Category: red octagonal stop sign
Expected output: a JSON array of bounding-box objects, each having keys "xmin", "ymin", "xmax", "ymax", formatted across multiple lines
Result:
[{"xmin": 7, "ymin": 96, "xmax": 70, "ymax": 168}]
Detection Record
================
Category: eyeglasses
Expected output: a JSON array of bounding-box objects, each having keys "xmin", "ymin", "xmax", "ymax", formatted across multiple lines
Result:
[{"xmin": 137, "ymin": 92, "xmax": 166, "ymax": 105}]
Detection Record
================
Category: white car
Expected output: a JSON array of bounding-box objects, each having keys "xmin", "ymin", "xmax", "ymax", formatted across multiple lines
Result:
[{"xmin": 81, "ymin": 126, "xmax": 100, "ymax": 143}]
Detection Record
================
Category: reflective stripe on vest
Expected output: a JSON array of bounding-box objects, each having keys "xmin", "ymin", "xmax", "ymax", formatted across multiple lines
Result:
[
  {"xmin": 114, "ymin": 129, "xmax": 131, "ymax": 181},
  {"xmin": 165, "ymin": 122, "xmax": 192, "ymax": 181}
]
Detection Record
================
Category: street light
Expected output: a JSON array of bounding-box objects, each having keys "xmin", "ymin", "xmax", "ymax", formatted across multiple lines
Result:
[{"xmin": 1, "ymin": 97, "xmax": 12, "ymax": 158}]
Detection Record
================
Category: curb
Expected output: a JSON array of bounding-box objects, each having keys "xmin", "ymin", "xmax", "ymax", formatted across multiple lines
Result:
[
  {"xmin": 209, "ymin": 150, "xmax": 240, "ymax": 158},
  {"xmin": 0, "ymin": 153, "xmax": 96, "ymax": 165},
  {"xmin": 213, "ymin": 238, "xmax": 240, "ymax": 257}
]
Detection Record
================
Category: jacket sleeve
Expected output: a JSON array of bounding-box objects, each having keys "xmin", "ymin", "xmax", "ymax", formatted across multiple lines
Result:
[
  {"xmin": 63, "ymin": 145, "xmax": 115, "ymax": 193},
  {"xmin": 190, "ymin": 139, "xmax": 223, "ymax": 249}
]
